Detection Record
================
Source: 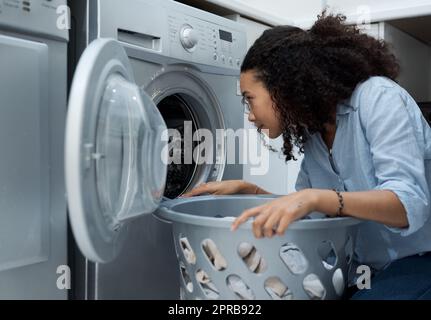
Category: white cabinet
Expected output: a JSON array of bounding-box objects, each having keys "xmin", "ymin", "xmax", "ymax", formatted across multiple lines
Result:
[
  {"xmin": 326, "ymin": 0, "xmax": 431, "ymax": 24},
  {"xmin": 210, "ymin": 0, "xmax": 431, "ymax": 28},
  {"xmin": 178, "ymin": 0, "xmax": 431, "ymax": 28},
  {"xmin": 206, "ymin": 0, "xmax": 322, "ymax": 26}
]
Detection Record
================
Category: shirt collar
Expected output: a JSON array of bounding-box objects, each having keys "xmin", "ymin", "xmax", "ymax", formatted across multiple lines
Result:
[{"xmin": 336, "ymin": 98, "xmax": 358, "ymax": 115}]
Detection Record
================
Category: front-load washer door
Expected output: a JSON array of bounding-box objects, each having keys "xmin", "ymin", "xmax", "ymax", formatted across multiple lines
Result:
[{"xmin": 65, "ymin": 38, "xmax": 168, "ymax": 263}]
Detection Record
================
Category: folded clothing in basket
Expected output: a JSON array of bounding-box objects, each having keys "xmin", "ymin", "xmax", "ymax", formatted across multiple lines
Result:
[
  {"xmin": 202, "ymin": 239, "xmax": 228, "ymax": 270},
  {"xmin": 196, "ymin": 269, "xmax": 219, "ymax": 299},
  {"xmin": 238, "ymin": 242, "xmax": 267, "ymax": 273},
  {"xmin": 180, "ymin": 237, "xmax": 197, "ymax": 265},
  {"xmin": 265, "ymin": 277, "xmax": 293, "ymax": 300}
]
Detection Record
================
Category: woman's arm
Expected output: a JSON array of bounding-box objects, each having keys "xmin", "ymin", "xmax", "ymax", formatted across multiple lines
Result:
[
  {"xmin": 231, "ymin": 188, "xmax": 409, "ymax": 238},
  {"xmin": 311, "ymin": 189, "xmax": 409, "ymax": 228}
]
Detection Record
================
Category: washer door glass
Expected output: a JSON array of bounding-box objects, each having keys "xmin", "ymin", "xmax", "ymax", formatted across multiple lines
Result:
[{"xmin": 65, "ymin": 39, "xmax": 167, "ymax": 263}]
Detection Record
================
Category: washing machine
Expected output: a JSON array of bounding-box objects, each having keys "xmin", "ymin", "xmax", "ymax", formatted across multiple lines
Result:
[{"xmin": 68, "ymin": 0, "xmax": 247, "ymax": 299}]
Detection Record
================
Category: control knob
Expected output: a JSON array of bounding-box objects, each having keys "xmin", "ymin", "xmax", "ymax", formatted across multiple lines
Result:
[{"xmin": 180, "ymin": 25, "xmax": 198, "ymax": 51}]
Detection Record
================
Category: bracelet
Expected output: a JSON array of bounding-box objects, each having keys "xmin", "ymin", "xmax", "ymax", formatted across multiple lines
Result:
[{"xmin": 333, "ymin": 189, "xmax": 344, "ymax": 217}]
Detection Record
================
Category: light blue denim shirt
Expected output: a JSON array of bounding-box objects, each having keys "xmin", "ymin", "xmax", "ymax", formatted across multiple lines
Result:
[{"xmin": 295, "ymin": 76, "xmax": 431, "ymax": 272}]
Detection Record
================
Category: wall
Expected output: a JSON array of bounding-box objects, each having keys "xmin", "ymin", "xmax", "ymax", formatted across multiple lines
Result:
[
  {"xmin": 384, "ymin": 23, "xmax": 431, "ymax": 101},
  {"xmin": 363, "ymin": 22, "xmax": 431, "ymax": 102}
]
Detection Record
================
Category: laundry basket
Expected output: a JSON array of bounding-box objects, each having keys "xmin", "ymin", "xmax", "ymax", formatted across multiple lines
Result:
[{"xmin": 155, "ymin": 195, "xmax": 361, "ymax": 300}]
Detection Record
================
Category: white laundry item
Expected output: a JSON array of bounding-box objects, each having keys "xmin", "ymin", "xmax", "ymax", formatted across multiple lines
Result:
[
  {"xmin": 332, "ymin": 269, "xmax": 345, "ymax": 296},
  {"xmin": 227, "ymin": 276, "xmax": 255, "ymax": 300},
  {"xmin": 180, "ymin": 237, "xmax": 196, "ymax": 265},
  {"xmin": 265, "ymin": 277, "xmax": 293, "ymax": 300},
  {"xmin": 238, "ymin": 242, "xmax": 254, "ymax": 258},
  {"xmin": 244, "ymin": 248, "xmax": 261, "ymax": 272},
  {"xmin": 321, "ymin": 260, "xmax": 346, "ymax": 295},
  {"xmin": 196, "ymin": 269, "xmax": 219, "ymax": 299},
  {"xmin": 280, "ymin": 244, "xmax": 308, "ymax": 274},
  {"xmin": 238, "ymin": 243, "xmax": 267, "ymax": 273},
  {"xmin": 256, "ymin": 255, "xmax": 267, "ymax": 273},
  {"xmin": 280, "ymin": 243, "xmax": 346, "ymax": 299},
  {"xmin": 180, "ymin": 265, "xmax": 194, "ymax": 294},
  {"xmin": 202, "ymin": 239, "xmax": 227, "ymax": 271},
  {"xmin": 186, "ymin": 282, "xmax": 193, "ymax": 292},
  {"xmin": 303, "ymin": 274, "xmax": 326, "ymax": 300},
  {"xmin": 322, "ymin": 260, "xmax": 333, "ymax": 270}
]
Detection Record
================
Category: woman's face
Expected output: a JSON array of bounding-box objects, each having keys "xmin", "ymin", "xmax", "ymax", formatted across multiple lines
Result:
[{"xmin": 240, "ymin": 70, "xmax": 283, "ymax": 139}]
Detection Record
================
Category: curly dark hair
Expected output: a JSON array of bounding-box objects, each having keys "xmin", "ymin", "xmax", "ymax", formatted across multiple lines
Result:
[{"xmin": 241, "ymin": 11, "xmax": 400, "ymax": 161}]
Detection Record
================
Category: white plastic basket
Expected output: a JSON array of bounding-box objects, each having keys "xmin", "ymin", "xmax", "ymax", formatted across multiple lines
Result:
[{"xmin": 156, "ymin": 195, "xmax": 361, "ymax": 300}]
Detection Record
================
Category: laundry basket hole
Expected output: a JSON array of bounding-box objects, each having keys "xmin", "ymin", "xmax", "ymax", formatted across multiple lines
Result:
[
  {"xmin": 279, "ymin": 243, "xmax": 308, "ymax": 275},
  {"xmin": 317, "ymin": 240, "xmax": 338, "ymax": 270},
  {"xmin": 179, "ymin": 235, "xmax": 196, "ymax": 265},
  {"xmin": 196, "ymin": 269, "xmax": 219, "ymax": 299},
  {"xmin": 264, "ymin": 277, "xmax": 294, "ymax": 300},
  {"xmin": 344, "ymin": 236, "xmax": 353, "ymax": 264},
  {"xmin": 180, "ymin": 262, "xmax": 193, "ymax": 293},
  {"xmin": 201, "ymin": 239, "xmax": 227, "ymax": 271},
  {"xmin": 226, "ymin": 274, "xmax": 256, "ymax": 300},
  {"xmin": 237, "ymin": 242, "xmax": 267, "ymax": 274},
  {"xmin": 332, "ymin": 268, "xmax": 345, "ymax": 297},
  {"xmin": 303, "ymin": 274, "xmax": 326, "ymax": 300}
]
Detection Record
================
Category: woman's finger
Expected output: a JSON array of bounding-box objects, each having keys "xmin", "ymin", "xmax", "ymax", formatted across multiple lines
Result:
[
  {"xmin": 252, "ymin": 209, "xmax": 273, "ymax": 238},
  {"xmin": 262, "ymin": 208, "xmax": 283, "ymax": 238},
  {"xmin": 181, "ymin": 183, "xmax": 213, "ymax": 197},
  {"xmin": 276, "ymin": 214, "xmax": 293, "ymax": 236},
  {"xmin": 231, "ymin": 205, "xmax": 266, "ymax": 231}
]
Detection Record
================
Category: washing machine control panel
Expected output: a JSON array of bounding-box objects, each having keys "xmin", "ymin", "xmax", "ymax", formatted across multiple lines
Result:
[
  {"xmin": 0, "ymin": 0, "xmax": 68, "ymax": 40},
  {"xmin": 168, "ymin": 12, "xmax": 247, "ymax": 70}
]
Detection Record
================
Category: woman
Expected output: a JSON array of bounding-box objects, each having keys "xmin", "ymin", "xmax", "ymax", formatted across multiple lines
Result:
[{"xmin": 181, "ymin": 12, "xmax": 431, "ymax": 299}]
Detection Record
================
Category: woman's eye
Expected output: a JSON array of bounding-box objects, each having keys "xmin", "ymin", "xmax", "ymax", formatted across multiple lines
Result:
[{"xmin": 241, "ymin": 96, "xmax": 252, "ymax": 114}]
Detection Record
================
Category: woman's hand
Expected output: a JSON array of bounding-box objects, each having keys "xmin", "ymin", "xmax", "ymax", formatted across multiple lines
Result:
[
  {"xmin": 180, "ymin": 180, "xmax": 259, "ymax": 197},
  {"xmin": 231, "ymin": 189, "xmax": 318, "ymax": 238}
]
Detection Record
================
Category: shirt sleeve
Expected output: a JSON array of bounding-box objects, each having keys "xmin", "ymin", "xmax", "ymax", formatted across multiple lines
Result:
[
  {"xmin": 295, "ymin": 157, "xmax": 311, "ymax": 191},
  {"xmin": 358, "ymin": 83, "xmax": 430, "ymax": 237}
]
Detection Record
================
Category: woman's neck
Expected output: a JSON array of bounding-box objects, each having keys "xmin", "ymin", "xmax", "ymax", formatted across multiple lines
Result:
[{"xmin": 322, "ymin": 122, "xmax": 337, "ymax": 150}]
